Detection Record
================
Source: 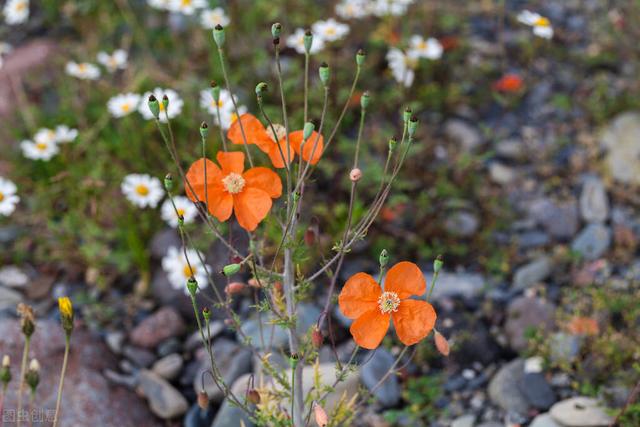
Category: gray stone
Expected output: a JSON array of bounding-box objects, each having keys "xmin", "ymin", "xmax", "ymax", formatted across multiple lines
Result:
[
  {"xmin": 549, "ymin": 333, "xmax": 582, "ymax": 363},
  {"xmin": 571, "ymin": 224, "xmax": 611, "ymax": 260},
  {"xmin": 105, "ymin": 331, "xmax": 125, "ymax": 355},
  {"xmin": 518, "ymin": 372, "xmax": 556, "ymax": 409},
  {"xmin": 600, "ymin": 112, "xmax": 640, "ymax": 185},
  {"xmin": 361, "ymin": 348, "xmax": 401, "ymax": 408},
  {"xmin": 138, "ymin": 369, "xmax": 189, "ymax": 419},
  {"xmin": 122, "ymin": 345, "xmax": 156, "ymax": 368},
  {"xmin": 129, "ymin": 306, "xmax": 186, "ymax": 349},
  {"xmin": 445, "ymin": 211, "xmax": 480, "ymax": 237},
  {"xmin": 451, "ymin": 414, "xmax": 476, "ymax": 427},
  {"xmin": 444, "ymin": 119, "xmax": 483, "ymax": 151},
  {"xmin": 0, "ymin": 266, "xmax": 29, "ymax": 288},
  {"xmin": 150, "ymin": 228, "xmax": 182, "ymax": 259},
  {"xmin": 0, "ymin": 286, "xmax": 22, "ymax": 311},
  {"xmin": 195, "ymin": 338, "xmax": 252, "ymax": 402},
  {"xmin": 152, "ymin": 353, "xmax": 184, "ymax": 380},
  {"xmin": 512, "ymin": 256, "xmax": 552, "ymax": 290},
  {"xmin": 580, "ymin": 176, "xmax": 609, "ymax": 223},
  {"xmin": 427, "ymin": 271, "xmax": 486, "ymax": 300},
  {"xmin": 505, "ymin": 296, "xmax": 556, "ymax": 352},
  {"xmin": 529, "ymin": 413, "xmax": 561, "ymax": 427},
  {"xmin": 211, "ymin": 398, "xmax": 254, "ymax": 427},
  {"xmin": 550, "ymin": 397, "xmax": 613, "ymax": 427},
  {"xmin": 185, "ymin": 320, "xmax": 225, "ymax": 352},
  {"xmin": 530, "ymin": 198, "xmax": 579, "ymax": 240},
  {"xmin": 489, "ymin": 162, "xmax": 517, "ymax": 184},
  {"xmin": 239, "ymin": 303, "xmax": 319, "ymax": 349},
  {"xmin": 488, "ymin": 358, "xmax": 529, "ymax": 414},
  {"xmin": 495, "ymin": 138, "xmax": 525, "ymax": 160}
]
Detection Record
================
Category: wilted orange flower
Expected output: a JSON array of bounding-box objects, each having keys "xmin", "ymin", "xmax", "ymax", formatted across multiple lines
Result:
[
  {"xmin": 185, "ymin": 151, "xmax": 282, "ymax": 231},
  {"xmin": 493, "ymin": 73, "xmax": 524, "ymax": 92},
  {"xmin": 567, "ymin": 316, "xmax": 599, "ymax": 336},
  {"xmin": 338, "ymin": 261, "xmax": 437, "ymax": 349},
  {"xmin": 227, "ymin": 113, "xmax": 323, "ymax": 168}
]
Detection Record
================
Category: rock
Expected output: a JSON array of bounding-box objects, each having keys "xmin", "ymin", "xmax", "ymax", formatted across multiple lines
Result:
[
  {"xmin": 194, "ymin": 338, "xmax": 252, "ymax": 402},
  {"xmin": 361, "ymin": 348, "xmax": 401, "ymax": 408},
  {"xmin": 138, "ymin": 369, "xmax": 189, "ymax": 419},
  {"xmin": 184, "ymin": 403, "xmax": 215, "ymax": 427},
  {"xmin": 0, "ymin": 319, "xmax": 154, "ymax": 425},
  {"xmin": 211, "ymin": 398, "xmax": 254, "ymax": 427},
  {"xmin": 512, "ymin": 256, "xmax": 552, "ymax": 290},
  {"xmin": 489, "ymin": 162, "xmax": 517, "ymax": 184},
  {"xmin": 0, "ymin": 265, "xmax": 28, "ymax": 288},
  {"xmin": 572, "ymin": 224, "xmax": 611, "ymax": 261},
  {"xmin": 0, "ymin": 286, "xmax": 22, "ymax": 311},
  {"xmin": 451, "ymin": 414, "xmax": 476, "ymax": 427},
  {"xmin": 445, "ymin": 211, "xmax": 480, "ymax": 237},
  {"xmin": 550, "ymin": 397, "xmax": 614, "ymax": 426},
  {"xmin": 185, "ymin": 321, "xmax": 225, "ymax": 352},
  {"xmin": 495, "ymin": 138, "xmax": 525, "ymax": 160},
  {"xmin": 549, "ymin": 333, "xmax": 582, "ymax": 363},
  {"xmin": 105, "ymin": 331, "xmax": 125, "ymax": 355},
  {"xmin": 517, "ymin": 231, "xmax": 551, "ymax": 249},
  {"xmin": 152, "ymin": 353, "xmax": 184, "ymax": 380},
  {"xmin": 505, "ymin": 296, "xmax": 556, "ymax": 352},
  {"xmin": 25, "ymin": 275, "xmax": 54, "ymax": 300},
  {"xmin": 122, "ymin": 345, "xmax": 156, "ymax": 368},
  {"xmin": 150, "ymin": 228, "xmax": 182, "ymax": 259},
  {"xmin": 600, "ymin": 112, "xmax": 640, "ymax": 185},
  {"xmin": 0, "ymin": 225, "xmax": 21, "ymax": 244},
  {"xmin": 580, "ymin": 176, "xmax": 609, "ymax": 223},
  {"xmin": 518, "ymin": 372, "xmax": 556, "ymax": 409},
  {"xmin": 428, "ymin": 271, "xmax": 486, "ymax": 301},
  {"xmin": 444, "ymin": 119, "xmax": 483, "ymax": 152},
  {"xmin": 529, "ymin": 413, "xmax": 562, "ymax": 427},
  {"xmin": 529, "ymin": 198, "xmax": 579, "ymax": 240},
  {"xmin": 239, "ymin": 303, "xmax": 319, "ymax": 349},
  {"xmin": 129, "ymin": 306, "xmax": 186, "ymax": 349},
  {"xmin": 488, "ymin": 358, "xmax": 529, "ymax": 414},
  {"xmin": 524, "ymin": 356, "xmax": 544, "ymax": 373}
]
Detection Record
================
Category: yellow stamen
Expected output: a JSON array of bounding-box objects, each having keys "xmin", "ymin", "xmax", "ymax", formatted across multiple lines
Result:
[
  {"xmin": 183, "ymin": 264, "xmax": 195, "ymax": 277},
  {"xmin": 177, "ymin": 208, "xmax": 185, "ymax": 216},
  {"xmin": 222, "ymin": 173, "xmax": 245, "ymax": 194},
  {"xmin": 378, "ymin": 291, "xmax": 401, "ymax": 314},
  {"xmin": 535, "ymin": 17, "xmax": 550, "ymax": 27},
  {"xmin": 0, "ymin": 192, "xmax": 4, "ymax": 202},
  {"xmin": 36, "ymin": 143, "xmax": 47, "ymax": 151},
  {"xmin": 135, "ymin": 185, "xmax": 149, "ymax": 196}
]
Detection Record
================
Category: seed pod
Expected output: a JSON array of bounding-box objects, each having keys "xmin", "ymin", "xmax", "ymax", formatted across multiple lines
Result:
[
  {"xmin": 147, "ymin": 95, "xmax": 160, "ymax": 119},
  {"xmin": 162, "ymin": 95, "xmax": 169, "ymax": 111},
  {"xmin": 319, "ymin": 62, "xmax": 330, "ymax": 87},
  {"xmin": 356, "ymin": 49, "xmax": 366, "ymax": 66},
  {"xmin": 433, "ymin": 255, "xmax": 443, "ymax": 274},
  {"xmin": 303, "ymin": 122, "xmax": 315, "ymax": 141},
  {"xmin": 247, "ymin": 388, "xmax": 261, "ymax": 404},
  {"xmin": 200, "ymin": 122, "xmax": 209, "ymax": 139},
  {"xmin": 222, "ymin": 263, "xmax": 241, "ymax": 276},
  {"xmin": 186, "ymin": 277, "xmax": 198, "ymax": 296},
  {"xmin": 303, "ymin": 30, "xmax": 313, "ymax": 53},
  {"xmin": 202, "ymin": 307, "xmax": 211, "ymax": 322},
  {"xmin": 403, "ymin": 107, "xmax": 412, "ymax": 123},
  {"xmin": 213, "ymin": 24, "xmax": 225, "ymax": 47},
  {"xmin": 225, "ymin": 281, "xmax": 245, "ymax": 295},
  {"xmin": 197, "ymin": 390, "xmax": 209, "ymax": 410},
  {"xmin": 349, "ymin": 168, "xmax": 362, "ymax": 182},
  {"xmin": 210, "ymin": 81, "xmax": 220, "ymax": 103},
  {"xmin": 313, "ymin": 402, "xmax": 329, "ymax": 427},
  {"xmin": 388, "ymin": 137, "xmax": 397, "ymax": 153},
  {"xmin": 164, "ymin": 173, "xmax": 173, "ymax": 192},
  {"xmin": 271, "ymin": 22, "xmax": 282, "ymax": 39},
  {"xmin": 360, "ymin": 91, "xmax": 370, "ymax": 110},
  {"xmin": 434, "ymin": 330, "xmax": 450, "ymax": 356},
  {"xmin": 408, "ymin": 116, "xmax": 419, "ymax": 138}
]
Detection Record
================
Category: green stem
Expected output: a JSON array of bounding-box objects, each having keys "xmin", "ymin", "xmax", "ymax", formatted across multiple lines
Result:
[
  {"xmin": 16, "ymin": 335, "xmax": 30, "ymax": 427},
  {"xmin": 52, "ymin": 334, "xmax": 70, "ymax": 427}
]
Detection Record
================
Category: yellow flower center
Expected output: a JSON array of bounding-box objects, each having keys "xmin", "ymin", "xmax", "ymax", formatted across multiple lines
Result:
[
  {"xmin": 326, "ymin": 27, "xmax": 336, "ymax": 36},
  {"xmin": 135, "ymin": 185, "xmax": 149, "ymax": 196},
  {"xmin": 36, "ymin": 142, "xmax": 47, "ymax": 151},
  {"xmin": 378, "ymin": 291, "xmax": 400, "ymax": 314},
  {"xmin": 16, "ymin": 2, "xmax": 26, "ymax": 11},
  {"xmin": 159, "ymin": 102, "xmax": 165, "ymax": 112},
  {"xmin": 535, "ymin": 17, "xmax": 550, "ymax": 27},
  {"xmin": 177, "ymin": 208, "xmax": 185, "ymax": 216},
  {"xmin": 418, "ymin": 40, "xmax": 427, "ymax": 50},
  {"xmin": 182, "ymin": 0, "xmax": 192, "ymax": 6},
  {"xmin": 183, "ymin": 264, "xmax": 195, "ymax": 278},
  {"xmin": 78, "ymin": 63, "xmax": 87, "ymax": 71},
  {"xmin": 222, "ymin": 173, "xmax": 245, "ymax": 194},
  {"xmin": 0, "ymin": 192, "xmax": 4, "ymax": 202},
  {"xmin": 121, "ymin": 103, "xmax": 131, "ymax": 112},
  {"xmin": 268, "ymin": 123, "xmax": 287, "ymax": 143}
]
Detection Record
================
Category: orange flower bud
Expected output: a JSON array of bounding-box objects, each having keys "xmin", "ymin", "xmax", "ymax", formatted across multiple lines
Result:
[
  {"xmin": 349, "ymin": 168, "xmax": 362, "ymax": 182},
  {"xmin": 311, "ymin": 326, "xmax": 323, "ymax": 348},
  {"xmin": 434, "ymin": 330, "xmax": 450, "ymax": 356},
  {"xmin": 247, "ymin": 388, "xmax": 261, "ymax": 404},
  {"xmin": 197, "ymin": 390, "xmax": 209, "ymax": 410},
  {"xmin": 305, "ymin": 226, "xmax": 317, "ymax": 246},
  {"xmin": 225, "ymin": 281, "xmax": 245, "ymax": 295},
  {"xmin": 247, "ymin": 278, "xmax": 261, "ymax": 288},
  {"xmin": 313, "ymin": 402, "xmax": 328, "ymax": 427}
]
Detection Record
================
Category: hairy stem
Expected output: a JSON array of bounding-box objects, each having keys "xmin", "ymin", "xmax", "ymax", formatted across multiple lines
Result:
[{"xmin": 52, "ymin": 334, "xmax": 70, "ymax": 427}]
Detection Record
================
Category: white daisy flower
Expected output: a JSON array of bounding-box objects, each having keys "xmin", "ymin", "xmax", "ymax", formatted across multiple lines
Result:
[
  {"xmin": 200, "ymin": 7, "xmax": 230, "ymax": 29},
  {"xmin": 55, "ymin": 125, "xmax": 78, "ymax": 143},
  {"xmin": 408, "ymin": 35, "xmax": 443, "ymax": 60},
  {"xmin": 169, "ymin": 0, "xmax": 207, "ymax": 15},
  {"xmin": 148, "ymin": 0, "xmax": 172, "ymax": 10},
  {"xmin": 335, "ymin": 0, "xmax": 370, "ymax": 19},
  {"xmin": 107, "ymin": 93, "xmax": 141, "ymax": 118},
  {"xmin": 65, "ymin": 61, "xmax": 101, "ymax": 80},
  {"xmin": 517, "ymin": 10, "xmax": 541, "ymax": 26},
  {"xmin": 160, "ymin": 196, "xmax": 197, "ymax": 228},
  {"xmin": 121, "ymin": 174, "xmax": 164, "ymax": 208},
  {"xmin": 372, "ymin": 0, "xmax": 411, "ymax": 17},
  {"xmin": 20, "ymin": 139, "xmax": 59, "ymax": 161},
  {"xmin": 161, "ymin": 246, "xmax": 211, "ymax": 294},
  {"xmin": 199, "ymin": 88, "xmax": 235, "ymax": 115},
  {"xmin": 215, "ymin": 105, "xmax": 247, "ymax": 130},
  {"xmin": 33, "ymin": 128, "xmax": 57, "ymax": 146},
  {"xmin": 97, "ymin": 49, "xmax": 128, "ymax": 73},
  {"xmin": 386, "ymin": 48, "xmax": 418, "ymax": 87},
  {"xmin": 312, "ymin": 19, "xmax": 350, "ymax": 43},
  {"xmin": 517, "ymin": 10, "xmax": 553, "ymax": 40},
  {"xmin": 3, "ymin": 0, "xmax": 29, "ymax": 25},
  {"xmin": 139, "ymin": 88, "xmax": 183, "ymax": 122},
  {"xmin": 0, "ymin": 176, "xmax": 19, "ymax": 216},
  {"xmin": 286, "ymin": 28, "xmax": 325, "ymax": 55}
]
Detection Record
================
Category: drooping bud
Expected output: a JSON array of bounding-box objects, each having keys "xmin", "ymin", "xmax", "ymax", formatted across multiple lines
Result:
[
  {"xmin": 434, "ymin": 330, "xmax": 450, "ymax": 356},
  {"xmin": 319, "ymin": 62, "xmax": 330, "ymax": 87},
  {"xmin": 162, "ymin": 95, "xmax": 169, "ymax": 112},
  {"xmin": 202, "ymin": 307, "xmax": 211, "ymax": 322},
  {"xmin": 311, "ymin": 326, "xmax": 323, "ymax": 349},
  {"xmin": 186, "ymin": 277, "xmax": 198, "ymax": 296},
  {"xmin": 213, "ymin": 24, "xmax": 226, "ymax": 47},
  {"xmin": 147, "ymin": 95, "xmax": 160, "ymax": 119},
  {"xmin": 255, "ymin": 82, "xmax": 268, "ymax": 101},
  {"xmin": 360, "ymin": 91, "xmax": 370, "ymax": 110},
  {"xmin": 304, "ymin": 226, "xmax": 317, "ymax": 246},
  {"xmin": 247, "ymin": 388, "xmax": 261, "ymax": 405},
  {"xmin": 200, "ymin": 122, "xmax": 209, "ymax": 139},
  {"xmin": 57, "ymin": 297, "xmax": 74, "ymax": 334},
  {"xmin": 197, "ymin": 390, "xmax": 209, "ymax": 410},
  {"xmin": 210, "ymin": 81, "xmax": 220, "ymax": 103},
  {"xmin": 408, "ymin": 116, "xmax": 419, "ymax": 138},
  {"xmin": 303, "ymin": 122, "xmax": 315, "ymax": 141},
  {"xmin": 222, "ymin": 263, "xmax": 241, "ymax": 276},
  {"xmin": 225, "ymin": 281, "xmax": 245, "ymax": 295},
  {"xmin": 0, "ymin": 355, "xmax": 11, "ymax": 387},
  {"xmin": 271, "ymin": 23, "xmax": 282, "ymax": 42},
  {"xmin": 164, "ymin": 173, "xmax": 173, "ymax": 192},
  {"xmin": 388, "ymin": 137, "xmax": 397, "ymax": 152},
  {"xmin": 313, "ymin": 402, "xmax": 329, "ymax": 427},
  {"xmin": 25, "ymin": 359, "xmax": 40, "ymax": 393},
  {"xmin": 403, "ymin": 107, "xmax": 412, "ymax": 123},
  {"xmin": 356, "ymin": 49, "xmax": 366, "ymax": 67},
  {"xmin": 247, "ymin": 278, "xmax": 261, "ymax": 288},
  {"xmin": 379, "ymin": 249, "xmax": 389, "ymax": 268},
  {"xmin": 349, "ymin": 168, "xmax": 362, "ymax": 182},
  {"xmin": 303, "ymin": 30, "xmax": 313, "ymax": 54},
  {"xmin": 433, "ymin": 255, "xmax": 443, "ymax": 274}
]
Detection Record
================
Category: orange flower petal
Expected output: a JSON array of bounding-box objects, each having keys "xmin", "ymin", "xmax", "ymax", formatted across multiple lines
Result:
[
  {"xmin": 184, "ymin": 158, "xmax": 222, "ymax": 203},
  {"xmin": 267, "ymin": 139, "xmax": 295, "ymax": 169},
  {"xmin": 243, "ymin": 167, "xmax": 282, "ymax": 199},
  {"xmin": 216, "ymin": 151, "xmax": 245, "ymax": 175},
  {"xmin": 392, "ymin": 299, "xmax": 436, "ymax": 346},
  {"xmin": 350, "ymin": 309, "xmax": 390, "ymax": 350},
  {"xmin": 338, "ymin": 272, "xmax": 381, "ymax": 319},
  {"xmin": 384, "ymin": 261, "xmax": 426, "ymax": 299},
  {"xmin": 206, "ymin": 184, "xmax": 233, "ymax": 222},
  {"xmin": 227, "ymin": 114, "xmax": 273, "ymax": 152},
  {"xmin": 233, "ymin": 187, "xmax": 272, "ymax": 231},
  {"xmin": 289, "ymin": 130, "xmax": 323, "ymax": 165}
]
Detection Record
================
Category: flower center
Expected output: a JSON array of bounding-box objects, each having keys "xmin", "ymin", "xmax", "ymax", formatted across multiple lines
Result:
[
  {"xmin": 535, "ymin": 17, "xmax": 550, "ymax": 27},
  {"xmin": 183, "ymin": 264, "xmax": 195, "ymax": 278},
  {"xmin": 222, "ymin": 173, "xmax": 245, "ymax": 194},
  {"xmin": 177, "ymin": 208, "xmax": 185, "ymax": 216},
  {"xmin": 0, "ymin": 192, "xmax": 4, "ymax": 202},
  {"xmin": 182, "ymin": 0, "xmax": 192, "ymax": 6},
  {"xmin": 121, "ymin": 103, "xmax": 131, "ymax": 112},
  {"xmin": 378, "ymin": 291, "xmax": 400, "ymax": 314},
  {"xmin": 268, "ymin": 123, "xmax": 287, "ymax": 143},
  {"xmin": 36, "ymin": 142, "xmax": 47, "ymax": 151},
  {"xmin": 326, "ymin": 27, "xmax": 336, "ymax": 36},
  {"xmin": 418, "ymin": 41, "xmax": 427, "ymax": 50},
  {"xmin": 159, "ymin": 102, "xmax": 165, "ymax": 112},
  {"xmin": 135, "ymin": 185, "xmax": 149, "ymax": 196}
]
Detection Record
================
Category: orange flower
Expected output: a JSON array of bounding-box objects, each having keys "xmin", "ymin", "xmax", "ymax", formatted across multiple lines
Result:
[
  {"xmin": 567, "ymin": 316, "xmax": 599, "ymax": 336},
  {"xmin": 338, "ymin": 261, "xmax": 437, "ymax": 349},
  {"xmin": 493, "ymin": 73, "xmax": 524, "ymax": 92},
  {"xmin": 227, "ymin": 113, "xmax": 323, "ymax": 168},
  {"xmin": 185, "ymin": 151, "xmax": 282, "ymax": 231}
]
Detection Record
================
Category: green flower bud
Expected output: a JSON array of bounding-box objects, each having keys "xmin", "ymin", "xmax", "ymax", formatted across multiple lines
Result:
[
  {"xmin": 255, "ymin": 82, "xmax": 268, "ymax": 99},
  {"xmin": 433, "ymin": 255, "xmax": 443, "ymax": 274},
  {"xmin": 356, "ymin": 49, "xmax": 366, "ymax": 67},
  {"xmin": 403, "ymin": 107, "xmax": 412, "ymax": 123},
  {"xmin": 213, "ymin": 24, "xmax": 225, "ymax": 47},
  {"xmin": 289, "ymin": 353, "xmax": 300, "ymax": 369},
  {"xmin": 200, "ymin": 122, "xmax": 209, "ymax": 139},
  {"xmin": 0, "ymin": 355, "xmax": 11, "ymax": 386},
  {"xmin": 148, "ymin": 95, "xmax": 160, "ymax": 119},
  {"xmin": 319, "ymin": 62, "xmax": 330, "ymax": 87},
  {"xmin": 25, "ymin": 359, "xmax": 39, "ymax": 393},
  {"xmin": 210, "ymin": 81, "xmax": 220, "ymax": 104},
  {"xmin": 202, "ymin": 307, "xmax": 211, "ymax": 322},
  {"xmin": 222, "ymin": 263, "xmax": 241, "ymax": 276},
  {"xmin": 408, "ymin": 116, "xmax": 419, "ymax": 138},
  {"xmin": 303, "ymin": 30, "xmax": 313, "ymax": 54},
  {"xmin": 388, "ymin": 137, "xmax": 397, "ymax": 152},
  {"xmin": 303, "ymin": 122, "xmax": 315, "ymax": 140},
  {"xmin": 164, "ymin": 173, "xmax": 173, "ymax": 192},
  {"xmin": 162, "ymin": 95, "xmax": 169, "ymax": 112},
  {"xmin": 379, "ymin": 249, "xmax": 389, "ymax": 268},
  {"xmin": 293, "ymin": 191, "xmax": 301, "ymax": 202},
  {"xmin": 187, "ymin": 276, "xmax": 198, "ymax": 296},
  {"xmin": 360, "ymin": 91, "xmax": 370, "ymax": 110},
  {"xmin": 271, "ymin": 22, "xmax": 282, "ymax": 39}
]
